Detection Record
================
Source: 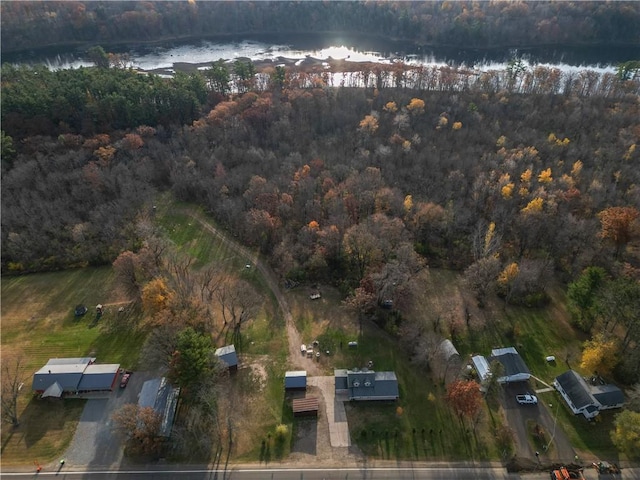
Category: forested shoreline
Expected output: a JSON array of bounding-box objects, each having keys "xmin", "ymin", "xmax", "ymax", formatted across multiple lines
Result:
[{"xmin": 2, "ymin": 1, "xmax": 639, "ymax": 54}]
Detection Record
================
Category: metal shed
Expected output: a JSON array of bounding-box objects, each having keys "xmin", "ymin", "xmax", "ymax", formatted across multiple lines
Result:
[{"xmin": 285, "ymin": 370, "xmax": 307, "ymax": 390}]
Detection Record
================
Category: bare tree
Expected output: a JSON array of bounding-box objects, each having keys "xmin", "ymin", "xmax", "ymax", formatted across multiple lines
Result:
[
  {"xmin": 140, "ymin": 325, "xmax": 180, "ymax": 372},
  {"xmin": 1, "ymin": 356, "xmax": 24, "ymax": 427},
  {"xmin": 216, "ymin": 278, "xmax": 260, "ymax": 337}
]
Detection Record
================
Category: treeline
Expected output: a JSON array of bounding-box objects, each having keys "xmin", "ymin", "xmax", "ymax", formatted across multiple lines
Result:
[
  {"xmin": 1, "ymin": 1, "xmax": 639, "ymax": 54},
  {"xmin": 3, "ymin": 62, "xmax": 639, "ymax": 144},
  {"xmin": 1, "ymin": 64, "xmax": 206, "ymax": 141}
]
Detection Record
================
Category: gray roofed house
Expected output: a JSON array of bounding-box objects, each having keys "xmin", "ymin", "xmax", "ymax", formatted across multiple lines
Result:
[
  {"xmin": 77, "ymin": 364, "xmax": 120, "ymax": 391},
  {"xmin": 490, "ymin": 347, "xmax": 530, "ymax": 383},
  {"xmin": 32, "ymin": 357, "xmax": 118, "ymax": 394},
  {"xmin": 138, "ymin": 377, "xmax": 181, "ymax": 437},
  {"xmin": 334, "ymin": 368, "xmax": 399, "ymax": 401},
  {"xmin": 591, "ymin": 384, "xmax": 625, "ymax": 410},
  {"xmin": 215, "ymin": 345, "xmax": 238, "ymax": 371},
  {"xmin": 285, "ymin": 370, "xmax": 307, "ymax": 390},
  {"xmin": 554, "ymin": 370, "xmax": 624, "ymax": 419}
]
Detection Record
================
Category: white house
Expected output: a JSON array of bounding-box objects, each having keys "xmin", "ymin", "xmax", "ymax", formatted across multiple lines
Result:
[{"xmin": 554, "ymin": 370, "xmax": 624, "ymax": 419}]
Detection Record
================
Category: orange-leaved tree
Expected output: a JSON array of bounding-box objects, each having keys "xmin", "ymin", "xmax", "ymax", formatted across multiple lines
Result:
[
  {"xmin": 446, "ymin": 380, "xmax": 483, "ymax": 425},
  {"xmin": 597, "ymin": 206, "xmax": 640, "ymax": 259}
]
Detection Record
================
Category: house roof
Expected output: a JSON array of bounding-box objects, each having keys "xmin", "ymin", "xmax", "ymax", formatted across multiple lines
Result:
[
  {"xmin": 335, "ymin": 369, "xmax": 348, "ymax": 390},
  {"xmin": 555, "ymin": 370, "xmax": 594, "ymax": 409},
  {"xmin": 591, "ymin": 384, "xmax": 624, "ymax": 407},
  {"xmin": 32, "ymin": 370, "xmax": 84, "ymax": 392},
  {"xmin": 45, "ymin": 357, "xmax": 95, "ymax": 365},
  {"xmin": 285, "ymin": 370, "xmax": 307, "ymax": 389},
  {"xmin": 42, "ymin": 381, "xmax": 63, "ymax": 398},
  {"xmin": 77, "ymin": 364, "xmax": 119, "ymax": 391},
  {"xmin": 138, "ymin": 378, "xmax": 180, "ymax": 437},
  {"xmin": 215, "ymin": 345, "xmax": 238, "ymax": 367},
  {"xmin": 335, "ymin": 369, "xmax": 399, "ymax": 400},
  {"xmin": 471, "ymin": 355, "xmax": 491, "ymax": 381},
  {"xmin": 32, "ymin": 358, "xmax": 119, "ymax": 393},
  {"xmin": 490, "ymin": 347, "xmax": 530, "ymax": 378}
]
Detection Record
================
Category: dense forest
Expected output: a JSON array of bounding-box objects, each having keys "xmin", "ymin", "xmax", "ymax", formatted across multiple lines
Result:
[
  {"xmin": 1, "ymin": 1, "xmax": 639, "ymax": 53},
  {"xmin": 2, "ymin": 2, "xmax": 640, "ymax": 386}
]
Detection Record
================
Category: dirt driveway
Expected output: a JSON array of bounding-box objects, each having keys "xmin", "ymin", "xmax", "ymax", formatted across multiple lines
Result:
[
  {"xmin": 188, "ymin": 211, "xmax": 322, "ymax": 376},
  {"xmin": 503, "ymin": 383, "xmax": 575, "ymax": 464}
]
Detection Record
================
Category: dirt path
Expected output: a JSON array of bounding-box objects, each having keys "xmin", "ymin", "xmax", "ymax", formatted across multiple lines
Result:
[{"xmin": 185, "ymin": 210, "xmax": 322, "ymax": 376}]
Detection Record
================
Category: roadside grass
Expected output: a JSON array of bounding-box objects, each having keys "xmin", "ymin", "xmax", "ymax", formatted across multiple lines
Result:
[
  {"xmin": 0, "ymin": 267, "xmax": 141, "ymax": 465},
  {"xmin": 537, "ymin": 391, "xmax": 620, "ymax": 461}
]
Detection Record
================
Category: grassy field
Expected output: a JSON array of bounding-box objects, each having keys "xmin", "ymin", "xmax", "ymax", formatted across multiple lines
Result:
[{"xmin": 0, "ymin": 267, "xmax": 143, "ymax": 465}]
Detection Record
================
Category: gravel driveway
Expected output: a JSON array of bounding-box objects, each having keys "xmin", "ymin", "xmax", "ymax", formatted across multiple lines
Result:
[{"xmin": 64, "ymin": 371, "xmax": 154, "ymax": 468}]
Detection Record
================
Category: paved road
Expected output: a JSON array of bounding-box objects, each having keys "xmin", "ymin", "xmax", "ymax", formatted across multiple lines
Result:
[{"xmin": 3, "ymin": 466, "xmax": 640, "ymax": 479}]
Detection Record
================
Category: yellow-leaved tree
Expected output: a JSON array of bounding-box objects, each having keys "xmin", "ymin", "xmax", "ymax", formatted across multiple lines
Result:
[
  {"xmin": 497, "ymin": 262, "xmax": 519, "ymax": 303},
  {"xmin": 359, "ymin": 114, "xmax": 379, "ymax": 134},
  {"xmin": 538, "ymin": 168, "xmax": 553, "ymax": 184},
  {"xmin": 406, "ymin": 98, "xmax": 425, "ymax": 114},
  {"xmin": 383, "ymin": 101, "xmax": 398, "ymax": 113},
  {"xmin": 521, "ymin": 198, "xmax": 544, "ymax": 215},
  {"xmin": 580, "ymin": 333, "xmax": 618, "ymax": 375},
  {"xmin": 142, "ymin": 277, "xmax": 174, "ymax": 317},
  {"xmin": 403, "ymin": 194, "xmax": 413, "ymax": 215}
]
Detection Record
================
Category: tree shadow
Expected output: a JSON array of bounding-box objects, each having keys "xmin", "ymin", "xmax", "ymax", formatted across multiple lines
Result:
[{"xmin": 20, "ymin": 397, "xmax": 86, "ymax": 448}]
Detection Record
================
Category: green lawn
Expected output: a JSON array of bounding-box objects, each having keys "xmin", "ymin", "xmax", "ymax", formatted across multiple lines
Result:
[{"xmin": 1, "ymin": 266, "xmax": 143, "ymax": 465}]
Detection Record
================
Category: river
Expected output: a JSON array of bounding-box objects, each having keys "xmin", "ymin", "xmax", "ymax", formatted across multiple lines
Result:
[{"xmin": 4, "ymin": 33, "xmax": 638, "ymax": 75}]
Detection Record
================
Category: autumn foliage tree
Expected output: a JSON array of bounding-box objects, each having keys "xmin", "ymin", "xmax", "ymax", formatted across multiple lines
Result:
[
  {"xmin": 580, "ymin": 333, "xmax": 619, "ymax": 376},
  {"xmin": 446, "ymin": 380, "xmax": 483, "ymax": 425},
  {"xmin": 112, "ymin": 404, "xmax": 163, "ymax": 457},
  {"xmin": 598, "ymin": 206, "xmax": 640, "ymax": 259},
  {"xmin": 611, "ymin": 410, "xmax": 640, "ymax": 459}
]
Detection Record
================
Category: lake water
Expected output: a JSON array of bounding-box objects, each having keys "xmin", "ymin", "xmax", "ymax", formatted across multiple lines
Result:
[{"xmin": 5, "ymin": 34, "xmax": 638, "ymax": 74}]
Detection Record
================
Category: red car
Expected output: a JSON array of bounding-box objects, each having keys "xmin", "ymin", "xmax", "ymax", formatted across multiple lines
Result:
[{"xmin": 120, "ymin": 371, "xmax": 132, "ymax": 388}]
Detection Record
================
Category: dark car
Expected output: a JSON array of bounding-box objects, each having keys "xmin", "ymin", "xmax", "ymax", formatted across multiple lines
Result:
[
  {"xmin": 120, "ymin": 371, "xmax": 132, "ymax": 388},
  {"xmin": 74, "ymin": 304, "xmax": 88, "ymax": 317}
]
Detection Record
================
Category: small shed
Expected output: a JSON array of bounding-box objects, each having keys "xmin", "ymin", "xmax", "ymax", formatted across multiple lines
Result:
[
  {"xmin": 440, "ymin": 339, "xmax": 460, "ymax": 361},
  {"xmin": 215, "ymin": 345, "xmax": 238, "ymax": 372},
  {"xmin": 471, "ymin": 355, "xmax": 491, "ymax": 383},
  {"xmin": 292, "ymin": 397, "xmax": 319, "ymax": 417},
  {"xmin": 285, "ymin": 370, "xmax": 307, "ymax": 390}
]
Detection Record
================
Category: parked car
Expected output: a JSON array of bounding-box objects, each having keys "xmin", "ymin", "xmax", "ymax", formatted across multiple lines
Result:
[
  {"xmin": 516, "ymin": 394, "xmax": 538, "ymax": 405},
  {"xmin": 120, "ymin": 371, "xmax": 132, "ymax": 388}
]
